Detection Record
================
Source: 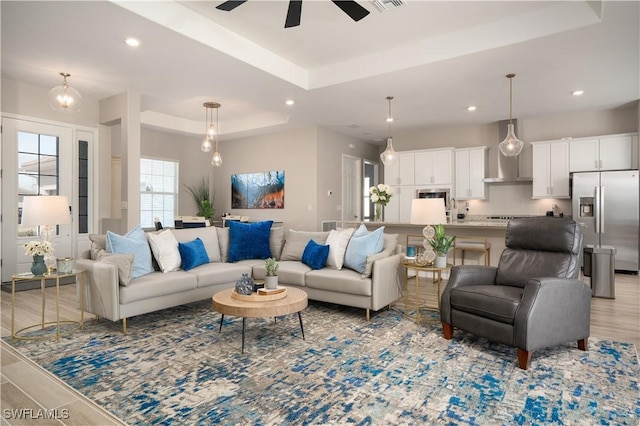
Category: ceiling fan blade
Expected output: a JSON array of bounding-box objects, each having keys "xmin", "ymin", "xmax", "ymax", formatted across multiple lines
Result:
[
  {"xmin": 285, "ymin": 0, "xmax": 302, "ymax": 28},
  {"xmin": 331, "ymin": 0, "xmax": 370, "ymax": 22},
  {"xmin": 216, "ymin": 1, "xmax": 247, "ymax": 12}
]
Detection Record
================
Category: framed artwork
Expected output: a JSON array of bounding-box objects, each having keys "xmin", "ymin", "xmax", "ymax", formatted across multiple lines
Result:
[{"xmin": 231, "ymin": 170, "xmax": 284, "ymax": 209}]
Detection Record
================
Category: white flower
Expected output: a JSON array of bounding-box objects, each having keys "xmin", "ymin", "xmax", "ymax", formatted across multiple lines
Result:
[
  {"xmin": 24, "ymin": 240, "xmax": 53, "ymax": 256},
  {"xmin": 369, "ymin": 186, "xmax": 376, "ymax": 194},
  {"xmin": 371, "ymin": 194, "xmax": 379, "ymax": 202},
  {"xmin": 377, "ymin": 183, "xmax": 385, "ymax": 192}
]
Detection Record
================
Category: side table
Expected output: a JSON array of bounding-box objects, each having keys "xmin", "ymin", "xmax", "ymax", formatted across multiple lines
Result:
[
  {"xmin": 11, "ymin": 269, "xmax": 86, "ymax": 342},
  {"xmin": 401, "ymin": 260, "xmax": 451, "ymax": 324}
]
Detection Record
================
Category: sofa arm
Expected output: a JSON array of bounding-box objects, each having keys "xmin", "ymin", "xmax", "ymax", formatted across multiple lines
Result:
[
  {"xmin": 441, "ymin": 265, "xmax": 498, "ymax": 324},
  {"xmin": 515, "ymin": 277, "xmax": 592, "ymax": 351},
  {"xmin": 76, "ymin": 259, "xmax": 121, "ymax": 321},
  {"xmin": 371, "ymin": 254, "xmax": 402, "ymax": 311}
]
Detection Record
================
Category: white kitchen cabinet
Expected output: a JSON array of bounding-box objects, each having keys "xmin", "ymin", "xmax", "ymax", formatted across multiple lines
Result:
[
  {"xmin": 569, "ymin": 134, "xmax": 637, "ymax": 172},
  {"xmin": 384, "ymin": 152, "xmax": 415, "ymax": 185},
  {"xmin": 384, "ymin": 186, "xmax": 415, "ymax": 223},
  {"xmin": 414, "ymin": 148, "xmax": 453, "ymax": 186},
  {"xmin": 531, "ymin": 140, "xmax": 570, "ymax": 198},
  {"xmin": 455, "ymin": 147, "xmax": 488, "ymax": 200}
]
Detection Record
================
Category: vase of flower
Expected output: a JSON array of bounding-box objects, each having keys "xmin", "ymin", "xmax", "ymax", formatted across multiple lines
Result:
[
  {"xmin": 31, "ymin": 255, "xmax": 47, "ymax": 276},
  {"xmin": 370, "ymin": 184, "xmax": 393, "ymax": 222}
]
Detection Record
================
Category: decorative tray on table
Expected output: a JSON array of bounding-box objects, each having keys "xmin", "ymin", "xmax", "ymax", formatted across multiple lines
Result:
[{"xmin": 231, "ymin": 287, "xmax": 287, "ymax": 302}]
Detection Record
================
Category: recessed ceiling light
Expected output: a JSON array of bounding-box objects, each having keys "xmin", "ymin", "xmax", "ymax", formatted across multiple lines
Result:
[
  {"xmin": 386, "ymin": 117, "xmax": 394, "ymax": 123},
  {"xmin": 572, "ymin": 90, "xmax": 584, "ymax": 96},
  {"xmin": 467, "ymin": 105, "xmax": 477, "ymax": 111},
  {"xmin": 285, "ymin": 99, "xmax": 295, "ymax": 106},
  {"xmin": 125, "ymin": 38, "xmax": 140, "ymax": 47}
]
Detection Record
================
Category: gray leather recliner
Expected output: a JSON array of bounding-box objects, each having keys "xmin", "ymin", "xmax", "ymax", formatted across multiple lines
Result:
[{"xmin": 440, "ymin": 217, "xmax": 591, "ymax": 370}]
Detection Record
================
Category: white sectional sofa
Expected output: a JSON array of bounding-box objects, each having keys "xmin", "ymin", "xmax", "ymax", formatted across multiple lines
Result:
[{"xmin": 76, "ymin": 224, "xmax": 402, "ymax": 332}]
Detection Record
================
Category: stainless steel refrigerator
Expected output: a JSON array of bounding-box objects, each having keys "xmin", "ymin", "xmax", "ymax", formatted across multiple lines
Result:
[{"xmin": 572, "ymin": 170, "xmax": 639, "ymax": 272}]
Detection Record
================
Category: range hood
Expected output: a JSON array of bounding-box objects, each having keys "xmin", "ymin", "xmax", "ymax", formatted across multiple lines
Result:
[{"xmin": 483, "ymin": 119, "xmax": 532, "ymax": 184}]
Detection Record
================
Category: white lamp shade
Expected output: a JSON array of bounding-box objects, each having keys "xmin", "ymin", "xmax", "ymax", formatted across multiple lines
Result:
[
  {"xmin": 410, "ymin": 198, "xmax": 447, "ymax": 225},
  {"xmin": 21, "ymin": 195, "xmax": 71, "ymax": 226}
]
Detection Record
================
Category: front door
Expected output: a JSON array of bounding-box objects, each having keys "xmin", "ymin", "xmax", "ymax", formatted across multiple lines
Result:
[{"xmin": 1, "ymin": 117, "xmax": 73, "ymax": 280}]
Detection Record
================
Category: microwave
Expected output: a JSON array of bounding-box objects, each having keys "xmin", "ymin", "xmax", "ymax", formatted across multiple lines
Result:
[{"xmin": 416, "ymin": 188, "xmax": 451, "ymax": 215}]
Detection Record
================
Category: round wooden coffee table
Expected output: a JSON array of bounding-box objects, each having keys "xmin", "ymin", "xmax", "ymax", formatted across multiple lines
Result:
[{"xmin": 212, "ymin": 286, "xmax": 308, "ymax": 353}]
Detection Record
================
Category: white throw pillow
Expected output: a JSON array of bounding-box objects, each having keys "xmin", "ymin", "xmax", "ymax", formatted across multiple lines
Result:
[
  {"xmin": 325, "ymin": 228, "xmax": 354, "ymax": 270},
  {"xmin": 147, "ymin": 230, "xmax": 181, "ymax": 273}
]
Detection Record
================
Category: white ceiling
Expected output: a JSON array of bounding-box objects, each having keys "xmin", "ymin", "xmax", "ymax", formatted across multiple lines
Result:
[{"xmin": 1, "ymin": 1, "xmax": 638, "ymax": 143}]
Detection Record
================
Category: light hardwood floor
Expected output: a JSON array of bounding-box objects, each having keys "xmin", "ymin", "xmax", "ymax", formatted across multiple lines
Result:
[{"xmin": 1, "ymin": 274, "xmax": 638, "ymax": 425}]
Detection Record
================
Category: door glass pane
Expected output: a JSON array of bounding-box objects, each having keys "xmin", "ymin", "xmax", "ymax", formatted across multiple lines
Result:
[{"xmin": 17, "ymin": 132, "xmax": 60, "ymax": 236}]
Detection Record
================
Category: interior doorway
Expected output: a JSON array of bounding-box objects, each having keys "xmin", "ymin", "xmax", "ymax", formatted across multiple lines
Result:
[{"xmin": 363, "ymin": 160, "xmax": 379, "ymax": 221}]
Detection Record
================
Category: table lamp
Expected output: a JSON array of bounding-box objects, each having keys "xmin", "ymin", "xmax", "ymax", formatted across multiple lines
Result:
[
  {"xmin": 410, "ymin": 198, "xmax": 448, "ymax": 266},
  {"xmin": 21, "ymin": 195, "xmax": 71, "ymax": 272}
]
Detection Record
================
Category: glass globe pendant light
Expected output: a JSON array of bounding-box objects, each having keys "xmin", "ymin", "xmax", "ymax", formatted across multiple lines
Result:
[
  {"xmin": 208, "ymin": 102, "xmax": 223, "ymax": 167},
  {"xmin": 200, "ymin": 103, "xmax": 212, "ymax": 152},
  {"xmin": 380, "ymin": 96, "xmax": 397, "ymax": 166},
  {"xmin": 498, "ymin": 73, "xmax": 525, "ymax": 157},
  {"xmin": 48, "ymin": 73, "xmax": 83, "ymax": 113}
]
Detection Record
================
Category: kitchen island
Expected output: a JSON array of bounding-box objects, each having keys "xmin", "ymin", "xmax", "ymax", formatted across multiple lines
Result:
[{"xmin": 343, "ymin": 219, "xmax": 509, "ymax": 268}]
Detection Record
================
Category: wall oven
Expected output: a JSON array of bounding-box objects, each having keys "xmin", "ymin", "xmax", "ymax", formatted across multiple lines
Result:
[{"xmin": 416, "ymin": 188, "xmax": 451, "ymax": 221}]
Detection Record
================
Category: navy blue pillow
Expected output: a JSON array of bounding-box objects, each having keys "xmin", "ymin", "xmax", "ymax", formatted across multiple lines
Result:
[
  {"xmin": 178, "ymin": 238, "xmax": 209, "ymax": 271},
  {"xmin": 228, "ymin": 220, "xmax": 273, "ymax": 262},
  {"xmin": 301, "ymin": 240, "xmax": 330, "ymax": 270}
]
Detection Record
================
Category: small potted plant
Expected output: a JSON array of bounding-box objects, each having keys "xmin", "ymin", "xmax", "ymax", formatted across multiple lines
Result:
[
  {"xmin": 264, "ymin": 257, "xmax": 279, "ymax": 289},
  {"xmin": 425, "ymin": 225, "xmax": 456, "ymax": 268}
]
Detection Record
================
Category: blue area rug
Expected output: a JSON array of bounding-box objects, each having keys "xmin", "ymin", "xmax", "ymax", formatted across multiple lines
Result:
[{"xmin": 6, "ymin": 300, "xmax": 639, "ymax": 425}]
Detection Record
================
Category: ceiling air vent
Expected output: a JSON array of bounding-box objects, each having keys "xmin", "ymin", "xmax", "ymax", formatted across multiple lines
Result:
[{"xmin": 370, "ymin": 0, "xmax": 407, "ymax": 13}]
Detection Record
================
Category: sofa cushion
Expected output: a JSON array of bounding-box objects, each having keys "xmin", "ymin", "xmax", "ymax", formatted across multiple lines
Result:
[
  {"xmin": 172, "ymin": 227, "xmax": 221, "ymax": 263},
  {"xmin": 228, "ymin": 220, "xmax": 273, "ymax": 262},
  {"xmin": 343, "ymin": 225, "xmax": 385, "ymax": 274},
  {"xmin": 216, "ymin": 226, "xmax": 284, "ymax": 263},
  {"xmin": 119, "ymin": 271, "xmax": 197, "ymax": 304},
  {"xmin": 253, "ymin": 260, "xmax": 310, "ymax": 286},
  {"xmin": 89, "ymin": 234, "xmax": 106, "ymax": 260},
  {"xmin": 106, "ymin": 225, "xmax": 154, "ymax": 279},
  {"xmin": 325, "ymin": 228, "xmax": 354, "ymax": 270},
  {"xmin": 216, "ymin": 227, "xmax": 230, "ymax": 262},
  {"xmin": 147, "ymin": 230, "xmax": 181, "ymax": 273},
  {"xmin": 450, "ymin": 285, "xmax": 524, "ymax": 324},
  {"xmin": 305, "ymin": 268, "xmax": 372, "ymax": 296},
  {"xmin": 96, "ymin": 251, "xmax": 134, "ymax": 286},
  {"xmin": 363, "ymin": 233, "xmax": 398, "ymax": 278},
  {"xmin": 184, "ymin": 262, "xmax": 252, "ymax": 288},
  {"xmin": 280, "ymin": 230, "xmax": 329, "ymax": 261},
  {"xmin": 178, "ymin": 238, "xmax": 210, "ymax": 271},
  {"xmin": 301, "ymin": 240, "xmax": 330, "ymax": 270}
]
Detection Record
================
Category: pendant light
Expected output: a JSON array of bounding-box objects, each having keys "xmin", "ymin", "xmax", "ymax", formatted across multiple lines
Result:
[
  {"xmin": 48, "ymin": 73, "xmax": 82, "ymax": 113},
  {"xmin": 498, "ymin": 73, "xmax": 525, "ymax": 157},
  {"xmin": 380, "ymin": 96, "xmax": 397, "ymax": 166},
  {"xmin": 200, "ymin": 103, "xmax": 213, "ymax": 152},
  {"xmin": 205, "ymin": 102, "xmax": 222, "ymax": 167}
]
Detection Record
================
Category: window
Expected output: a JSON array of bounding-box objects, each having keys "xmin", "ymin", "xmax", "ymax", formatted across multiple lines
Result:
[
  {"xmin": 17, "ymin": 131, "xmax": 59, "ymax": 236},
  {"xmin": 140, "ymin": 157, "xmax": 178, "ymax": 229},
  {"xmin": 78, "ymin": 140, "xmax": 89, "ymax": 234},
  {"xmin": 362, "ymin": 161, "xmax": 377, "ymax": 220}
]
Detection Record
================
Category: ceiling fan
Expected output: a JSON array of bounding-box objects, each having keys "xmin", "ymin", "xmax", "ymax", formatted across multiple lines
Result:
[{"xmin": 216, "ymin": 1, "xmax": 370, "ymax": 28}]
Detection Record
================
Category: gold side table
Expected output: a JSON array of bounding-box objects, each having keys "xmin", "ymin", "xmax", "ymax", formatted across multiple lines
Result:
[
  {"xmin": 11, "ymin": 269, "xmax": 86, "ymax": 342},
  {"xmin": 401, "ymin": 260, "xmax": 451, "ymax": 324}
]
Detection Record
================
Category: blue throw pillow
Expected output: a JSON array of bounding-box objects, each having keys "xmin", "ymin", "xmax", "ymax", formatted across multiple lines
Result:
[
  {"xmin": 343, "ymin": 225, "xmax": 385, "ymax": 274},
  {"xmin": 178, "ymin": 238, "xmax": 209, "ymax": 271},
  {"xmin": 301, "ymin": 240, "xmax": 330, "ymax": 270},
  {"xmin": 228, "ymin": 220, "xmax": 273, "ymax": 262},
  {"xmin": 106, "ymin": 225, "xmax": 154, "ymax": 279}
]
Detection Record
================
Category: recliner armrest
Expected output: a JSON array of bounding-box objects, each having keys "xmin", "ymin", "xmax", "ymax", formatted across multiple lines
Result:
[{"xmin": 515, "ymin": 277, "xmax": 592, "ymax": 351}]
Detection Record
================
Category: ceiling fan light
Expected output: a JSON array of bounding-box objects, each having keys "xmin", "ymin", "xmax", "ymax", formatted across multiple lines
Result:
[
  {"xmin": 48, "ymin": 73, "xmax": 82, "ymax": 113},
  {"xmin": 201, "ymin": 137, "xmax": 212, "ymax": 152},
  {"xmin": 498, "ymin": 123, "xmax": 525, "ymax": 157}
]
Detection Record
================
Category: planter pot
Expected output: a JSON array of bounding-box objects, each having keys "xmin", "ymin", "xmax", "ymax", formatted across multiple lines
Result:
[
  {"xmin": 265, "ymin": 275, "xmax": 278, "ymax": 289},
  {"xmin": 435, "ymin": 255, "xmax": 447, "ymax": 268}
]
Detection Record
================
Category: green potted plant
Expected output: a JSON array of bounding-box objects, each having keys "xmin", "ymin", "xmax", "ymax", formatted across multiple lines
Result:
[
  {"xmin": 426, "ymin": 225, "xmax": 456, "ymax": 268},
  {"xmin": 264, "ymin": 257, "xmax": 279, "ymax": 289},
  {"xmin": 184, "ymin": 177, "xmax": 215, "ymax": 222}
]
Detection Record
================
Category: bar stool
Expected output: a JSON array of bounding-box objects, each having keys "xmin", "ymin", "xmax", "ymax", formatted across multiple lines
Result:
[{"xmin": 453, "ymin": 237, "xmax": 491, "ymax": 266}]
